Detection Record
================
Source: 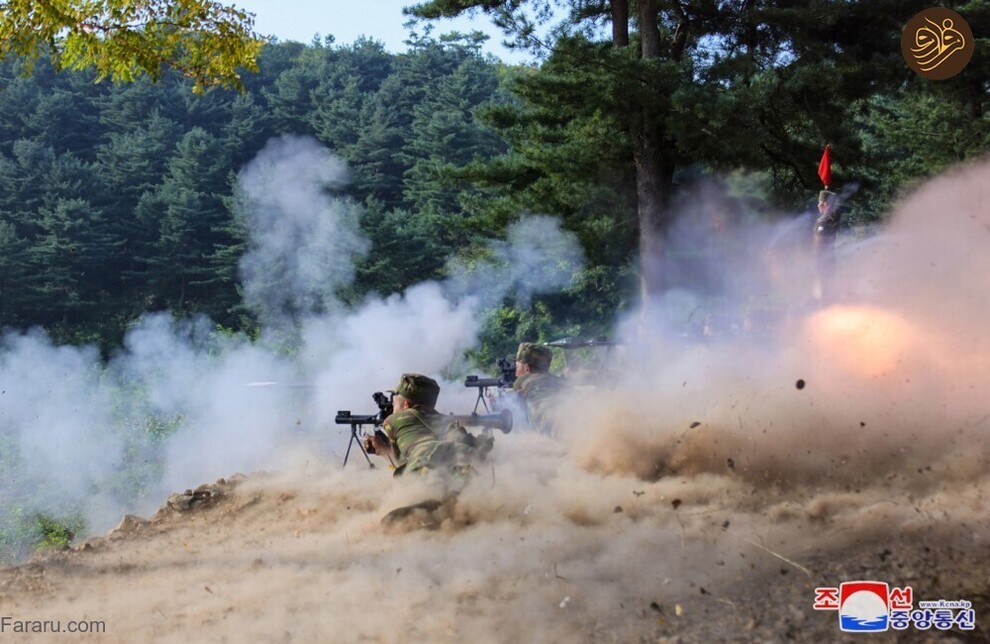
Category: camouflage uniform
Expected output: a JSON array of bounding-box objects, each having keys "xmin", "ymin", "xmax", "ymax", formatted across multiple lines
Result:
[
  {"xmin": 813, "ymin": 190, "xmax": 841, "ymax": 300},
  {"xmin": 814, "ymin": 190, "xmax": 841, "ymax": 257},
  {"xmin": 513, "ymin": 343, "xmax": 564, "ymax": 435},
  {"xmin": 382, "ymin": 374, "xmax": 490, "ymax": 476}
]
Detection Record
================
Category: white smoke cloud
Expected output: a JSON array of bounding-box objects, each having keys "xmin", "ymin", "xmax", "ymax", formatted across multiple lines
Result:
[
  {"xmin": 0, "ymin": 137, "xmax": 587, "ymax": 552},
  {"xmin": 113, "ymin": 314, "xmax": 304, "ymax": 491},
  {"xmin": 0, "ymin": 331, "xmax": 120, "ymax": 508},
  {"xmin": 238, "ymin": 135, "xmax": 369, "ymax": 325},
  {"xmin": 444, "ymin": 214, "xmax": 585, "ymax": 308}
]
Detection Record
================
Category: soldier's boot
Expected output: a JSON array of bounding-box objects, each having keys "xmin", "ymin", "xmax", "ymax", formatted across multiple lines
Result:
[{"xmin": 381, "ymin": 495, "xmax": 457, "ymax": 530}]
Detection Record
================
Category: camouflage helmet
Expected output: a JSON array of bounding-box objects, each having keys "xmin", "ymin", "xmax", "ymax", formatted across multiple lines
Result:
[
  {"xmin": 395, "ymin": 373, "xmax": 440, "ymax": 408},
  {"xmin": 516, "ymin": 342, "xmax": 553, "ymax": 372},
  {"xmin": 818, "ymin": 190, "xmax": 838, "ymax": 206}
]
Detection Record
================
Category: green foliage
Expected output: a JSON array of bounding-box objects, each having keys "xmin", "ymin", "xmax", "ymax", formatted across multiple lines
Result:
[
  {"xmin": 34, "ymin": 513, "xmax": 86, "ymax": 550},
  {"xmin": 0, "ymin": 5, "xmax": 987, "ymax": 365},
  {"xmin": 0, "ymin": 507, "xmax": 41, "ymax": 563},
  {"xmin": 0, "ymin": 0, "xmax": 264, "ymax": 92},
  {"xmin": 0, "ymin": 433, "xmax": 88, "ymax": 561},
  {"xmin": 852, "ymin": 83, "xmax": 990, "ymax": 221},
  {"xmin": 411, "ymin": 0, "xmax": 987, "ymax": 221}
]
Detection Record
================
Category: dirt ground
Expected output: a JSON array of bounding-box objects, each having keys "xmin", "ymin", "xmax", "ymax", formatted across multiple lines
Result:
[{"xmin": 1, "ymin": 431, "xmax": 988, "ymax": 643}]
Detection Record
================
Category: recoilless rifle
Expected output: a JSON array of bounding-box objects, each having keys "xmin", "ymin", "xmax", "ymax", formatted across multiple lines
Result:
[
  {"xmin": 335, "ymin": 391, "xmax": 394, "ymax": 468},
  {"xmin": 464, "ymin": 356, "xmax": 517, "ymax": 413},
  {"xmin": 335, "ymin": 390, "xmax": 513, "ymax": 468}
]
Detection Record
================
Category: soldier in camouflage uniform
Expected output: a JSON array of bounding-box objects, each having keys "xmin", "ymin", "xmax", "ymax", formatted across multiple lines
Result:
[
  {"xmin": 513, "ymin": 343, "xmax": 564, "ymax": 436},
  {"xmin": 813, "ymin": 189, "xmax": 842, "ymax": 301},
  {"xmin": 364, "ymin": 373, "xmax": 490, "ymax": 477}
]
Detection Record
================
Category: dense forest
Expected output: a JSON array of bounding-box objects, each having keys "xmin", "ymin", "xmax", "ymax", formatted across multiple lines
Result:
[
  {"xmin": 0, "ymin": 5, "xmax": 988, "ymax": 355},
  {"xmin": 0, "ymin": 34, "xmax": 518, "ymax": 349}
]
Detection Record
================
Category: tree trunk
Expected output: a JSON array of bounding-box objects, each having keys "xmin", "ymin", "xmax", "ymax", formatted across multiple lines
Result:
[
  {"xmin": 633, "ymin": 0, "xmax": 670, "ymax": 302},
  {"xmin": 634, "ymin": 111, "xmax": 674, "ymax": 303},
  {"xmin": 611, "ymin": 0, "xmax": 629, "ymax": 47},
  {"xmin": 179, "ymin": 275, "xmax": 187, "ymax": 313},
  {"xmin": 609, "ymin": 0, "xmax": 675, "ymax": 306},
  {"xmin": 639, "ymin": 0, "xmax": 661, "ymax": 58}
]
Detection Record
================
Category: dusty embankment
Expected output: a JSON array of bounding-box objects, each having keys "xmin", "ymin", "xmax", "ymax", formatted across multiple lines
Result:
[{"xmin": 1, "ymin": 429, "xmax": 987, "ymax": 643}]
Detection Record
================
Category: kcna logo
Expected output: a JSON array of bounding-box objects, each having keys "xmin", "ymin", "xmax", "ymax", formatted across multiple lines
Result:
[
  {"xmin": 814, "ymin": 581, "xmax": 976, "ymax": 633},
  {"xmin": 901, "ymin": 8, "xmax": 974, "ymax": 80},
  {"xmin": 815, "ymin": 582, "xmax": 900, "ymax": 632}
]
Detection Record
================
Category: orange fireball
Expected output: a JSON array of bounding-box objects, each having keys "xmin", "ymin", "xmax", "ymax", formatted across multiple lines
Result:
[{"xmin": 805, "ymin": 305, "xmax": 921, "ymax": 378}]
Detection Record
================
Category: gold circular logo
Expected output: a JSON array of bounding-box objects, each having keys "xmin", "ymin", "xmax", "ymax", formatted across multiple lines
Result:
[{"xmin": 902, "ymin": 8, "xmax": 974, "ymax": 80}]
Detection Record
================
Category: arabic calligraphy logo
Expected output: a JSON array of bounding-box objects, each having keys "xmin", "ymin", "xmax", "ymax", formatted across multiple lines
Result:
[{"xmin": 902, "ymin": 9, "xmax": 974, "ymax": 80}]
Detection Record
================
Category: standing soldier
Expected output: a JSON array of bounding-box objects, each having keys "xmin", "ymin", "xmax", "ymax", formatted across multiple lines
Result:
[
  {"xmin": 513, "ymin": 343, "xmax": 564, "ymax": 436},
  {"xmin": 813, "ymin": 145, "xmax": 842, "ymax": 301}
]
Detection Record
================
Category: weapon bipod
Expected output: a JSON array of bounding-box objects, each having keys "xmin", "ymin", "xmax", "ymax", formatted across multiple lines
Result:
[
  {"xmin": 472, "ymin": 385, "xmax": 493, "ymax": 414},
  {"xmin": 343, "ymin": 423, "xmax": 374, "ymax": 468}
]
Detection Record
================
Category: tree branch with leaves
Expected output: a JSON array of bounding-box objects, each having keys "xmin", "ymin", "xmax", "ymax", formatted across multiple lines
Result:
[{"xmin": 0, "ymin": 0, "xmax": 264, "ymax": 92}]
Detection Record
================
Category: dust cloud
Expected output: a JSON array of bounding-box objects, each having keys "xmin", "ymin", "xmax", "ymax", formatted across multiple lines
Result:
[
  {"xmin": 1, "ymin": 153, "xmax": 988, "ymax": 641},
  {"xmin": 0, "ymin": 136, "xmax": 585, "ymax": 546}
]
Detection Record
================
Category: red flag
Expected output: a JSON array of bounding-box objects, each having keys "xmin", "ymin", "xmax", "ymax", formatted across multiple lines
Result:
[{"xmin": 818, "ymin": 145, "xmax": 831, "ymax": 188}]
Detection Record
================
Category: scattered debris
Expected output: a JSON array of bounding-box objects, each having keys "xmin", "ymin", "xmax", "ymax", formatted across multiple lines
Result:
[
  {"xmin": 381, "ymin": 498, "xmax": 446, "ymax": 528},
  {"xmin": 727, "ymin": 534, "xmax": 813, "ymax": 578},
  {"xmin": 110, "ymin": 515, "xmax": 148, "ymax": 537},
  {"xmin": 559, "ymin": 596, "xmax": 571, "ymax": 609},
  {"xmin": 689, "ymin": 421, "xmax": 701, "ymax": 428},
  {"xmin": 381, "ymin": 497, "xmax": 461, "ymax": 531},
  {"xmin": 613, "ymin": 506, "xmax": 623, "ymax": 513},
  {"xmin": 795, "ymin": 379, "xmax": 806, "ymax": 390},
  {"xmin": 671, "ymin": 499, "xmax": 682, "ymax": 510},
  {"xmin": 162, "ymin": 478, "xmax": 242, "ymax": 515},
  {"xmin": 167, "ymin": 486, "xmax": 221, "ymax": 512}
]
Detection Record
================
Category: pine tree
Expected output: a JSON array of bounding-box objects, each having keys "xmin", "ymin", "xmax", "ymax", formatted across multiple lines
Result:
[
  {"xmin": 409, "ymin": 0, "xmax": 953, "ymax": 303},
  {"xmin": 403, "ymin": 53, "xmax": 506, "ymax": 216},
  {"xmin": 25, "ymin": 198, "xmax": 117, "ymax": 332},
  {"xmin": 0, "ymin": 219, "xmax": 29, "ymax": 328},
  {"xmin": 138, "ymin": 128, "xmax": 233, "ymax": 313}
]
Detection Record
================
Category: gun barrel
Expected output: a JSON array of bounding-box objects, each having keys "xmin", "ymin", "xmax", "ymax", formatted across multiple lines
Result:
[
  {"xmin": 447, "ymin": 409, "xmax": 512, "ymax": 434},
  {"xmin": 547, "ymin": 336, "xmax": 619, "ymax": 348},
  {"xmin": 464, "ymin": 376, "xmax": 503, "ymax": 388},
  {"xmin": 335, "ymin": 411, "xmax": 381, "ymax": 425}
]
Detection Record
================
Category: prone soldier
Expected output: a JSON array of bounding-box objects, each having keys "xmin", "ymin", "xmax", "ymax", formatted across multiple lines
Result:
[
  {"xmin": 513, "ymin": 343, "xmax": 565, "ymax": 436},
  {"xmin": 363, "ymin": 373, "xmax": 491, "ymax": 477}
]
